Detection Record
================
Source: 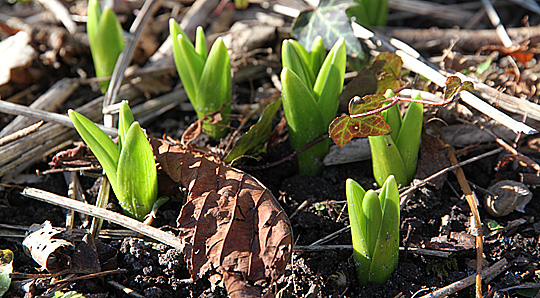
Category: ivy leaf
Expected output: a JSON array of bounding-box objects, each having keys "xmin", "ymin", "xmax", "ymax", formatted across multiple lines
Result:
[
  {"xmin": 349, "ymin": 94, "xmax": 385, "ymax": 115},
  {"xmin": 224, "ymin": 98, "xmax": 282, "ymax": 163},
  {"xmin": 340, "ymin": 53, "xmax": 403, "ymax": 102},
  {"xmin": 462, "ymin": 81, "xmax": 474, "ymax": 93},
  {"xmin": 375, "ymin": 52, "xmax": 402, "ymax": 94},
  {"xmin": 443, "ymin": 76, "xmax": 462, "ymax": 100},
  {"xmin": 329, "ymin": 114, "xmax": 390, "ymax": 147},
  {"xmin": 291, "ymin": 0, "xmax": 365, "ymax": 60}
]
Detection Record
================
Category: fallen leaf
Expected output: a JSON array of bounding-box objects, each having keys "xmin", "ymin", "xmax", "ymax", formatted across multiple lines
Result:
[{"xmin": 152, "ymin": 138, "xmax": 293, "ymax": 297}]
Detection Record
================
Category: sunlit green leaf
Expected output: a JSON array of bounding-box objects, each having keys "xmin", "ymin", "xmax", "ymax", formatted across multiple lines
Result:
[
  {"xmin": 396, "ymin": 97, "xmax": 423, "ymax": 182},
  {"xmin": 68, "ymin": 110, "xmax": 119, "ymax": 192},
  {"xmin": 90, "ymin": 6, "xmax": 124, "ymax": 93},
  {"xmin": 370, "ymin": 175, "xmax": 399, "ymax": 283},
  {"xmin": 197, "ymin": 37, "xmax": 231, "ymax": 139},
  {"xmin": 117, "ymin": 122, "xmax": 157, "ymax": 221},
  {"xmin": 118, "ymin": 101, "xmax": 134, "ymax": 149},
  {"xmin": 369, "ymin": 135, "xmax": 407, "ymax": 187},
  {"xmin": 313, "ymin": 37, "xmax": 347, "ymax": 126},
  {"xmin": 281, "ymin": 67, "xmax": 328, "ymax": 175},
  {"xmin": 282, "ymin": 40, "xmax": 315, "ymax": 90}
]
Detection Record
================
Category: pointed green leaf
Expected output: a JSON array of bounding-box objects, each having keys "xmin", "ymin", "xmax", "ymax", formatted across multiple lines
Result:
[
  {"xmin": 313, "ymin": 37, "xmax": 346, "ymax": 126},
  {"xmin": 68, "ymin": 110, "xmax": 119, "ymax": 192},
  {"xmin": 197, "ymin": 37, "xmax": 231, "ymax": 139},
  {"xmin": 86, "ymin": 0, "xmax": 101, "ymax": 47},
  {"xmin": 382, "ymin": 90, "xmax": 402, "ymax": 143},
  {"xmin": 368, "ymin": 134, "xmax": 407, "ymax": 187},
  {"xmin": 309, "ymin": 36, "xmax": 326, "ymax": 76},
  {"xmin": 370, "ymin": 175, "xmax": 400, "ymax": 284},
  {"xmin": 396, "ymin": 97, "xmax": 423, "ymax": 182},
  {"xmin": 175, "ymin": 34, "xmax": 205, "ymax": 103},
  {"xmin": 291, "ymin": 0, "xmax": 365, "ymax": 60},
  {"xmin": 92, "ymin": 7, "xmax": 124, "ymax": 93},
  {"xmin": 117, "ymin": 122, "xmax": 158, "ymax": 221},
  {"xmin": 281, "ymin": 67, "xmax": 328, "ymax": 175},
  {"xmin": 195, "ymin": 26, "xmax": 207, "ymax": 61},
  {"xmin": 347, "ymin": 0, "xmax": 388, "ymax": 27},
  {"xmin": 362, "ymin": 190, "xmax": 382, "ymax": 258},
  {"xmin": 282, "ymin": 40, "xmax": 315, "ymax": 90},
  {"xmin": 345, "ymin": 179, "xmax": 370, "ymax": 284},
  {"xmin": 224, "ymin": 98, "xmax": 282, "ymax": 163},
  {"xmin": 118, "ymin": 101, "xmax": 134, "ymax": 149}
]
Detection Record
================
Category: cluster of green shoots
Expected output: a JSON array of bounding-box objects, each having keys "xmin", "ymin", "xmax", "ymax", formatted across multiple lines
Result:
[
  {"xmin": 346, "ymin": 175, "xmax": 399, "ymax": 285},
  {"xmin": 369, "ymin": 90, "xmax": 423, "ymax": 187},
  {"xmin": 280, "ymin": 37, "xmax": 346, "ymax": 175},
  {"xmin": 87, "ymin": 0, "xmax": 124, "ymax": 93},
  {"xmin": 69, "ymin": 102, "xmax": 167, "ymax": 221},
  {"xmin": 169, "ymin": 19, "xmax": 232, "ymax": 139}
]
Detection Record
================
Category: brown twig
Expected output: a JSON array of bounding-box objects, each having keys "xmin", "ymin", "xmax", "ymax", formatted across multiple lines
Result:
[
  {"xmin": 0, "ymin": 121, "xmax": 43, "ymax": 146},
  {"xmin": 419, "ymin": 259, "xmax": 508, "ymax": 298},
  {"xmin": 436, "ymin": 127, "xmax": 484, "ymax": 298}
]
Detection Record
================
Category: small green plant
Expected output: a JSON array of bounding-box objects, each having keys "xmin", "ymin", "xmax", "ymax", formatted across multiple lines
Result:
[
  {"xmin": 69, "ymin": 101, "xmax": 166, "ymax": 221},
  {"xmin": 346, "ymin": 175, "xmax": 400, "ymax": 285},
  {"xmin": 348, "ymin": 0, "xmax": 388, "ymax": 27},
  {"xmin": 0, "ymin": 249, "xmax": 13, "ymax": 297},
  {"xmin": 169, "ymin": 20, "xmax": 231, "ymax": 139},
  {"xmin": 368, "ymin": 90, "xmax": 423, "ymax": 187},
  {"xmin": 87, "ymin": 0, "xmax": 125, "ymax": 93},
  {"xmin": 280, "ymin": 37, "xmax": 346, "ymax": 175}
]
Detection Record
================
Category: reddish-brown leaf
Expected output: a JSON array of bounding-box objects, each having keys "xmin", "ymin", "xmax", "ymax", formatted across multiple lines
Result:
[
  {"xmin": 151, "ymin": 138, "xmax": 293, "ymax": 297},
  {"xmin": 329, "ymin": 114, "xmax": 390, "ymax": 147}
]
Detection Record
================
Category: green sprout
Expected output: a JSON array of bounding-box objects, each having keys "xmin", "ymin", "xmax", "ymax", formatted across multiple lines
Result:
[
  {"xmin": 87, "ymin": 0, "xmax": 125, "ymax": 93},
  {"xmin": 69, "ymin": 101, "xmax": 167, "ymax": 221},
  {"xmin": 346, "ymin": 175, "xmax": 399, "ymax": 285},
  {"xmin": 280, "ymin": 37, "xmax": 346, "ymax": 176},
  {"xmin": 369, "ymin": 90, "xmax": 423, "ymax": 187},
  {"xmin": 169, "ymin": 20, "xmax": 232, "ymax": 139},
  {"xmin": 347, "ymin": 0, "xmax": 388, "ymax": 27}
]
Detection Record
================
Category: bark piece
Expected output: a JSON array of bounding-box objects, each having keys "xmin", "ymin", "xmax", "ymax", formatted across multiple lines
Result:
[{"xmin": 152, "ymin": 138, "xmax": 293, "ymax": 297}]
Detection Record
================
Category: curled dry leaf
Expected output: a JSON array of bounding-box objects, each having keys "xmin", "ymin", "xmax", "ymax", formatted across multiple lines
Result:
[
  {"xmin": 151, "ymin": 138, "xmax": 293, "ymax": 297},
  {"xmin": 22, "ymin": 221, "xmax": 74, "ymax": 273}
]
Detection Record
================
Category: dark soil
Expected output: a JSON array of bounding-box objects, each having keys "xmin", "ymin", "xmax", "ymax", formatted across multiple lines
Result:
[{"xmin": 1, "ymin": 1, "xmax": 540, "ymax": 297}]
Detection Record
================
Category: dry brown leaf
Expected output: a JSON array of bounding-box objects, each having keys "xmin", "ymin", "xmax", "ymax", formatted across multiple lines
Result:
[{"xmin": 151, "ymin": 138, "xmax": 293, "ymax": 297}]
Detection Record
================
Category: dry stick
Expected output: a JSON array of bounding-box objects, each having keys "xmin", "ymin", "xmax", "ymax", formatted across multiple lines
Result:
[
  {"xmin": 0, "ymin": 78, "xmax": 79, "ymax": 137},
  {"xmin": 437, "ymin": 128, "xmax": 484, "ymax": 298},
  {"xmin": 22, "ymin": 187, "xmax": 184, "ymax": 249},
  {"xmin": 0, "ymin": 121, "xmax": 43, "ymax": 146},
  {"xmin": 0, "ymin": 100, "xmax": 118, "ymax": 136},
  {"xmin": 351, "ymin": 22, "xmax": 537, "ymax": 135},
  {"xmin": 107, "ymin": 280, "xmax": 146, "ymax": 298},
  {"xmin": 51, "ymin": 269, "xmax": 128, "ymax": 285},
  {"xmin": 399, "ymin": 147, "xmax": 504, "ymax": 207},
  {"xmin": 480, "ymin": 0, "xmax": 513, "ymax": 48},
  {"xmin": 377, "ymin": 25, "xmax": 540, "ymax": 52},
  {"xmin": 35, "ymin": 0, "xmax": 77, "ymax": 34},
  {"xmin": 419, "ymin": 258, "xmax": 508, "ymax": 298},
  {"xmin": 294, "ymin": 245, "xmax": 450, "ymax": 258}
]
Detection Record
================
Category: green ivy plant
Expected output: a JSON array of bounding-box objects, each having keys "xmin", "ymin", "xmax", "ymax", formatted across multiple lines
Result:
[
  {"xmin": 69, "ymin": 101, "xmax": 167, "ymax": 221},
  {"xmin": 346, "ymin": 175, "xmax": 399, "ymax": 285},
  {"xmin": 87, "ymin": 0, "xmax": 124, "ymax": 93},
  {"xmin": 169, "ymin": 20, "xmax": 231, "ymax": 139},
  {"xmin": 329, "ymin": 53, "xmax": 474, "ymax": 186},
  {"xmin": 280, "ymin": 36, "xmax": 346, "ymax": 175}
]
